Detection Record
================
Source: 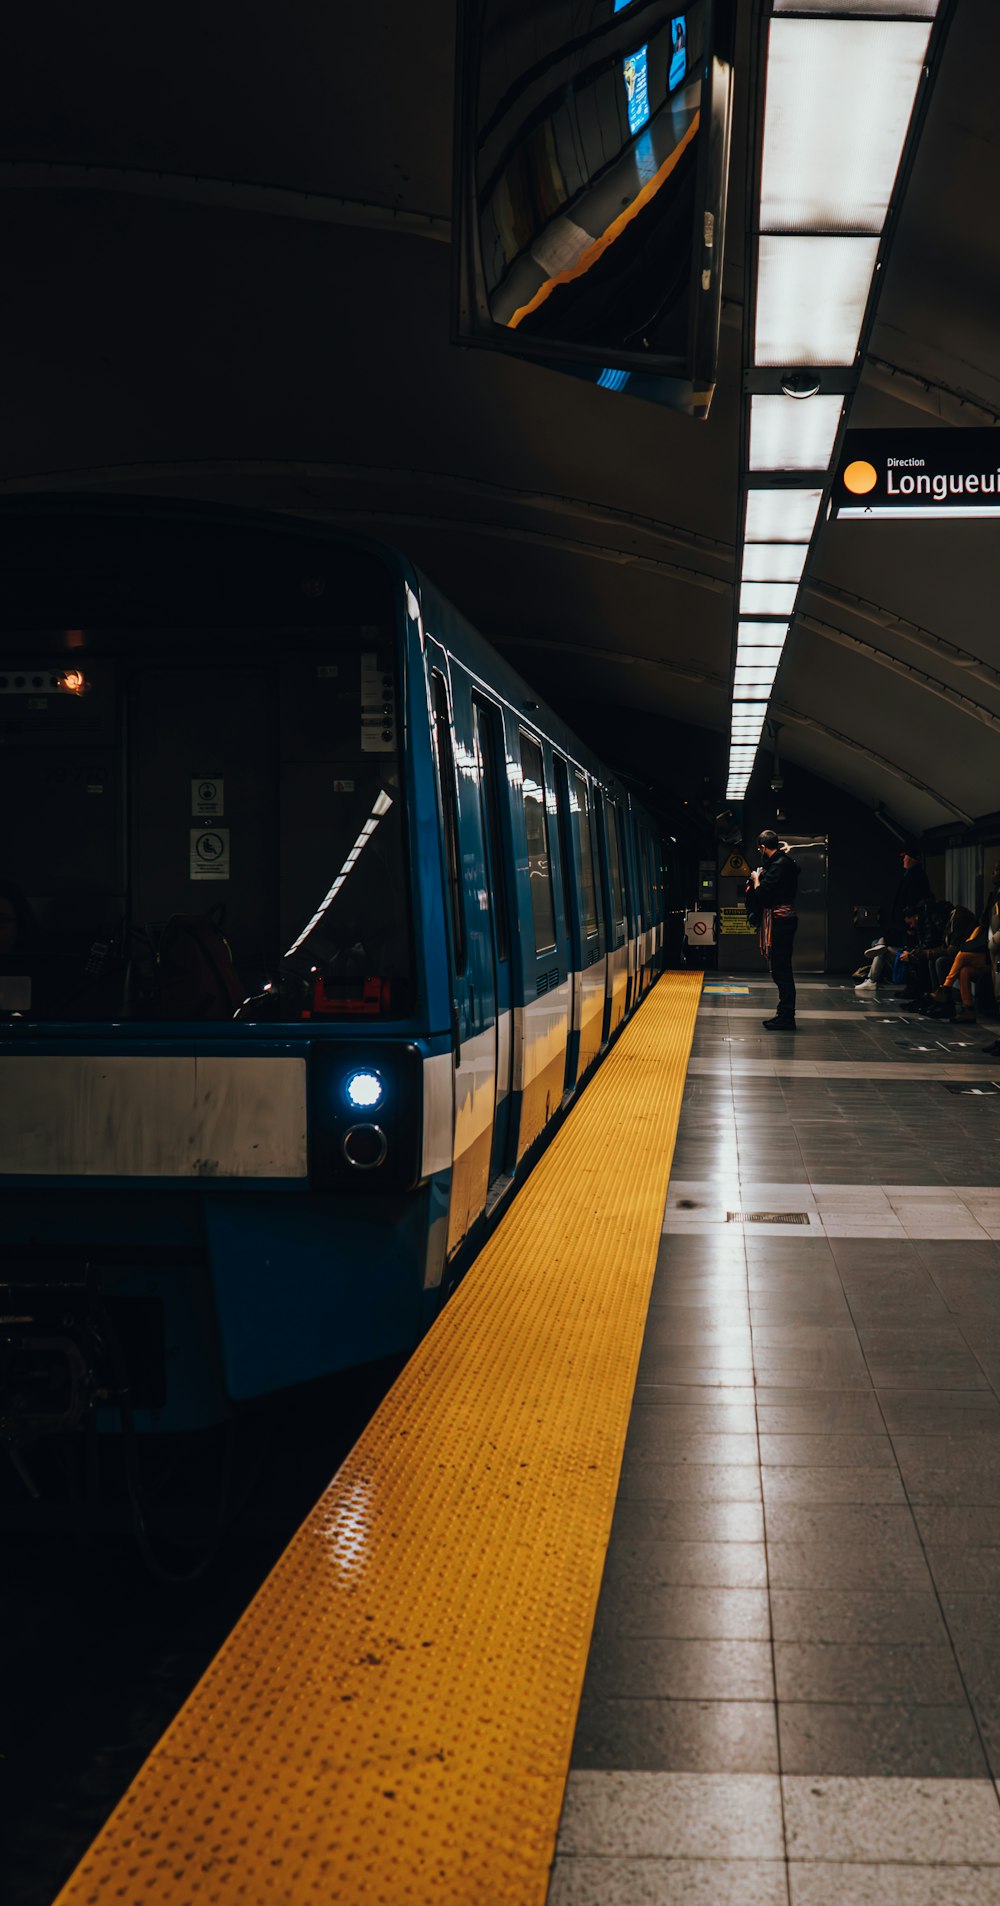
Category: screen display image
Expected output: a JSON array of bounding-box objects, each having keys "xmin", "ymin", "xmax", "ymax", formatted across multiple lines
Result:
[{"xmin": 623, "ymin": 45, "xmax": 651, "ymax": 135}]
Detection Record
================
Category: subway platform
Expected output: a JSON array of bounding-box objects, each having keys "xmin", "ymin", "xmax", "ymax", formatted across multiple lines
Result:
[
  {"xmin": 552, "ymin": 973, "xmax": 1000, "ymax": 1905},
  {"xmin": 51, "ymin": 971, "xmax": 1000, "ymax": 1906}
]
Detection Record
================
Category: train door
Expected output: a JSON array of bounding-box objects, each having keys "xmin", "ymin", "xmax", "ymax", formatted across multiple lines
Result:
[
  {"xmin": 600, "ymin": 793, "xmax": 629, "ymax": 1038},
  {"xmin": 570, "ymin": 768, "xmax": 606, "ymax": 1078},
  {"xmin": 515, "ymin": 730, "xmax": 571, "ymax": 1157},
  {"xmin": 620, "ymin": 805, "xmax": 638, "ymax": 1011},
  {"xmin": 553, "ymin": 755, "xmax": 581, "ymax": 1096},
  {"xmin": 427, "ymin": 652, "xmax": 496, "ymax": 1254},
  {"xmin": 473, "ymin": 694, "xmax": 516, "ymax": 1195}
]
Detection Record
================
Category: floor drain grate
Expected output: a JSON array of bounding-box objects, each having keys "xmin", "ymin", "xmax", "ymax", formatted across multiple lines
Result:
[{"xmin": 726, "ymin": 1211, "xmax": 811, "ymax": 1225}]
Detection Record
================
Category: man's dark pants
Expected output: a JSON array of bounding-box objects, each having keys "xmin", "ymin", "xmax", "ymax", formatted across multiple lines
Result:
[{"xmin": 769, "ymin": 917, "xmax": 798, "ymax": 1021}]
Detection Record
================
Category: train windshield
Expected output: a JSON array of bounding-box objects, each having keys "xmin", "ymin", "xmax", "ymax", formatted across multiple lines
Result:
[{"xmin": 0, "ymin": 618, "xmax": 413, "ymax": 1025}]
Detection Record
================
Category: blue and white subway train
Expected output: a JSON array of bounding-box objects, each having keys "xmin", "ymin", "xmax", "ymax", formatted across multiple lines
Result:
[{"xmin": 0, "ymin": 502, "xmax": 666, "ymax": 1460}]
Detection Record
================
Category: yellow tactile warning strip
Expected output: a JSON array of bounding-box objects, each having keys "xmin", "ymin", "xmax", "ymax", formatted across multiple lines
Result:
[{"xmin": 55, "ymin": 972, "xmax": 702, "ymax": 1906}]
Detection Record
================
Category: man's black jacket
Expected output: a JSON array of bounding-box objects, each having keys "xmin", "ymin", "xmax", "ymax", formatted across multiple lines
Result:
[{"xmin": 756, "ymin": 850, "xmax": 800, "ymax": 911}]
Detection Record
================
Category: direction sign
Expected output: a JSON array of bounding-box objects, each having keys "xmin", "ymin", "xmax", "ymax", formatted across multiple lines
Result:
[{"xmin": 833, "ymin": 429, "xmax": 1000, "ymax": 520}]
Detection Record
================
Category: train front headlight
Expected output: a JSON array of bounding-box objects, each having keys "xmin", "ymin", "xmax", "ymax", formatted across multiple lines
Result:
[{"xmin": 344, "ymin": 1068, "xmax": 384, "ymax": 1112}]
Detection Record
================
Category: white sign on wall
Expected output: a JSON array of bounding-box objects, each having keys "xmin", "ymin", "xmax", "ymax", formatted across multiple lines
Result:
[
  {"xmin": 191, "ymin": 777, "xmax": 225, "ymax": 816},
  {"xmin": 190, "ymin": 828, "xmax": 230, "ymax": 880}
]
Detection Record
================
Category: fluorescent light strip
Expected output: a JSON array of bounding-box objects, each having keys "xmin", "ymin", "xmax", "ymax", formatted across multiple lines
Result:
[
  {"xmin": 739, "ymin": 581, "xmax": 798, "ymax": 616},
  {"xmin": 755, "ymin": 235, "xmax": 880, "ymax": 366},
  {"xmin": 745, "ymin": 489, "xmax": 822, "ymax": 542},
  {"xmin": 742, "ymin": 544, "xmax": 808, "ymax": 584},
  {"xmin": 760, "ymin": 20, "xmax": 932, "ymax": 234},
  {"xmin": 750, "ymin": 394, "xmax": 844, "ymax": 472},
  {"xmin": 728, "ymin": 6, "xmax": 940, "ymax": 801},
  {"xmin": 772, "ymin": 2, "xmax": 938, "ymax": 16},
  {"xmin": 737, "ymin": 620, "xmax": 789, "ymax": 648},
  {"xmin": 736, "ymin": 648, "xmax": 784, "ymax": 667}
]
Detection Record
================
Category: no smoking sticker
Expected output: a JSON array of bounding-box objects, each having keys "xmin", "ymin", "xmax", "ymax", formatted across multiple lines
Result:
[{"xmin": 190, "ymin": 828, "xmax": 230, "ymax": 880}]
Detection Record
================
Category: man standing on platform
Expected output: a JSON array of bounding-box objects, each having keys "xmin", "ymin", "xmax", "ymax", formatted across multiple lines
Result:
[{"xmin": 750, "ymin": 830, "xmax": 800, "ymax": 1031}]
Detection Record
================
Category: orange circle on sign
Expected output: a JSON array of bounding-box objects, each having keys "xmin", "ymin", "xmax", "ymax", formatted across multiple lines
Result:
[
  {"xmin": 694, "ymin": 920, "xmax": 707, "ymax": 935},
  {"xmin": 843, "ymin": 460, "xmax": 877, "ymax": 495}
]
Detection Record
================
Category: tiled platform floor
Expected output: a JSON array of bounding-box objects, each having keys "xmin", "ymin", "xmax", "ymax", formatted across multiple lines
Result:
[{"xmin": 550, "ymin": 974, "xmax": 1000, "ymax": 1905}]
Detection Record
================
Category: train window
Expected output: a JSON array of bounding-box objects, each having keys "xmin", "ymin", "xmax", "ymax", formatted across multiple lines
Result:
[
  {"xmin": 519, "ymin": 732, "xmax": 556, "ymax": 954},
  {"xmin": 473, "ymin": 698, "xmax": 508, "ymax": 964},
  {"xmin": 277, "ymin": 639, "xmax": 415, "ymax": 1017},
  {"xmin": 0, "ymin": 614, "xmax": 416, "ymax": 1022},
  {"xmin": 432, "ymin": 672, "xmax": 467, "ymax": 975},
  {"xmin": 574, "ymin": 772, "xmax": 599, "ymax": 938},
  {"xmin": 605, "ymin": 798, "xmax": 627, "ymax": 946}
]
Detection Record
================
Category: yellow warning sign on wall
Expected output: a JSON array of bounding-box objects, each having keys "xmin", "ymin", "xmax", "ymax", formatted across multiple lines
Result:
[
  {"xmin": 719, "ymin": 906, "xmax": 755, "ymax": 936},
  {"xmin": 720, "ymin": 851, "xmax": 751, "ymax": 878}
]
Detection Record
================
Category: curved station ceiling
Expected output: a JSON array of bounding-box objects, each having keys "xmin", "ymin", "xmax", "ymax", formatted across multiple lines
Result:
[{"xmin": 1, "ymin": 0, "xmax": 997, "ymax": 835}]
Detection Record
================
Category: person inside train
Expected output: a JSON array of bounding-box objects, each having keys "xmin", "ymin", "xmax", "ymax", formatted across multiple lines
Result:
[{"xmin": 748, "ymin": 831, "xmax": 800, "ymax": 1031}]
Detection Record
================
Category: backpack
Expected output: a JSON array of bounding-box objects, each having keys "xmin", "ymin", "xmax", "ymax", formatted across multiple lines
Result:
[{"xmin": 156, "ymin": 910, "xmax": 244, "ymax": 1020}]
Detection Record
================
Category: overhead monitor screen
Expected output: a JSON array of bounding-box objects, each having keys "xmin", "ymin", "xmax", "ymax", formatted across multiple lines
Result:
[{"xmin": 454, "ymin": 0, "xmax": 735, "ymax": 418}]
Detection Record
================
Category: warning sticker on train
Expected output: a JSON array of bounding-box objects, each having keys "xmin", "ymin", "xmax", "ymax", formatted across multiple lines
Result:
[
  {"xmin": 191, "ymin": 777, "xmax": 224, "ymax": 816},
  {"xmin": 190, "ymin": 828, "xmax": 230, "ymax": 879}
]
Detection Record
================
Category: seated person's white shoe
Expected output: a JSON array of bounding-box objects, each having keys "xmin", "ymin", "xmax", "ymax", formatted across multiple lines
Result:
[{"xmin": 854, "ymin": 978, "xmax": 879, "ymax": 995}]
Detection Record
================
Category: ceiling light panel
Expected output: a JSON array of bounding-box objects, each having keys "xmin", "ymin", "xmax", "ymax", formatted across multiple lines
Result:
[
  {"xmin": 742, "ymin": 543, "xmax": 808, "ymax": 583},
  {"xmin": 773, "ymin": 1, "xmax": 938, "ymax": 15},
  {"xmin": 737, "ymin": 620, "xmax": 787, "ymax": 648},
  {"xmin": 760, "ymin": 21, "xmax": 932, "ymax": 234},
  {"xmin": 745, "ymin": 489, "xmax": 822, "ymax": 542},
  {"xmin": 735, "ymin": 648, "xmax": 784, "ymax": 670},
  {"xmin": 754, "ymin": 235, "xmax": 880, "ymax": 365},
  {"xmin": 750, "ymin": 394, "xmax": 843, "ymax": 471},
  {"xmin": 739, "ymin": 581, "xmax": 798, "ymax": 616},
  {"xmin": 731, "ymin": 681, "xmax": 772, "ymax": 700}
]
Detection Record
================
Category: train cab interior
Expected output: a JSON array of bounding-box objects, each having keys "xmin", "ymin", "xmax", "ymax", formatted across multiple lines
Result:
[{"xmin": 0, "ymin": 520, "xmax": 415, "ymax": 1027}]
